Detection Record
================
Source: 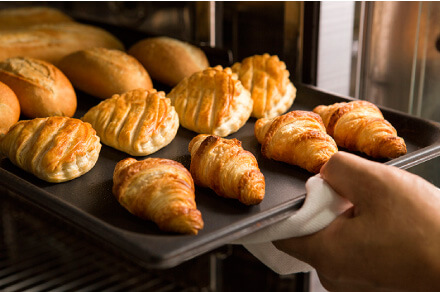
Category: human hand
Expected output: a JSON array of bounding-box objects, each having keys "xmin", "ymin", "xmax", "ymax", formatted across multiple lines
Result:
[{"xmin": 274, "ymin": 151, "xmax": 440, "ymax": 292}]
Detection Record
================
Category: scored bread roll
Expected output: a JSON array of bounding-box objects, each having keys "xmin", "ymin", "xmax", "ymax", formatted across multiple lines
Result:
[
  {"xmin": 128, "ymin": 36, "xmax": 209, "ymax": 87},
  {"xmin": 0, "ymin": 81, "xmax": 20, "ymax": 135},
  {"xmin": 0, "ymin": 6, "xmax": 73, "ymax": 30},
  {"xmin": 0, "ymin": 22, "xmax": 124, "ymax": 64},
  {"xmin": 58, "ymin": 47, "xmax": 153, "ymax": 100},
  {"xmin": 0, "ymin": 57, "xmax": 77, "ymax": 118}
]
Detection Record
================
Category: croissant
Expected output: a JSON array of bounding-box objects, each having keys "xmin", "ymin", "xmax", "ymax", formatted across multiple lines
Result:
[
  {"xmin": 82, "ymin": 88, "xmax": 179, "ymax": 156},
  {"xmin": 0, "ymin": 116, "xmax": 101, "ymax": 182},
  {"xmin": 254, "ymin": 111, "xmax": 338, "ymax": 173},
  {"xmin": 167, "ymin": 66, "xmax": 253, "ymax": 137},
  {"xmin": 231, "ymin": 53, "xmax": 297, "ymax": 119},
  {"xmin": 112, "ymin": 157, "xmax": 204, "ymax": 235},
  {"xmin": 188, "ymin": 134, "xmax": 265, "ymax": 205},
  {"xmin": 313, "ymin": 100, "xmax": 407, "ymax": 158}
]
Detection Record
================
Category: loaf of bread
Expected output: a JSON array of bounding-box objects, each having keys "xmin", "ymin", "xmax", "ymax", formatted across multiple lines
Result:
[
  {"xmin": 0, "ymin": 81, "xmax": 20, "ymax": 135},
  {"xmin": 0, "ymin": 6, "xmax": 73, "ymax": 30},
  {"xmin": 0, "ymin": 57, "xmax": 77, "ymax": 118},
  {"xmin": 59, "ymin": 47, "xmax": 153, "ymax": 100},
  {"xmin": 0, "ymin": 22, "xmax": 124, "ymax": 64},
  {"xmin": 128, "ymin": 36, "xmax": 209, "ymax": 87}
]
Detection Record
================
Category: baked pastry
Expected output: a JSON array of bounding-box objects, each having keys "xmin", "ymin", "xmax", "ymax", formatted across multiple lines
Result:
[
  {"xmin": 313, "ymin": 100, "xmax": 407, "ymax": 158},
  {"xmin": 167, "ymin": 66, "xmax": 253, "ymax": 137},
  {"xmin": 0, "ymin": 56, "xmax": 77, "ymax": 118},
  {"xmin": 231, "ymin": 54, "xmax": 297, "ymax": 119},
  {"xmin": 113, "ymin": 157, "xmax": 204, "ymax": 235},
  {"xmin": 188, "ymin": 134, "xmax": 265, "ymax": 205},
  {"xmin": 0, "ymin": 22, "xmax": 124, "ymax": 64},
  {"xmin": 0, "ymin": 116, "xmax": 101, "ymax": 182},
  {"xmin": 0, "ymin": 6, "xmax": 73, "ymax": 30},
  {"xmin": 58, "ymin": 47, "xmax": 153, "ymax": 100},
  {"xmin": 0, "ymin": 81, "xmax": 20, "ymax": 135},
  {"xmin": 81, "ymin": 89, "xmax": 179, "ymax": 156},
  {"xmin": 128, "ymin": 36, "xmax": 209, "ymax": 86},
  {"xmin": 255, "ymin": 111, "xmax": 338, "ymax": 173}
]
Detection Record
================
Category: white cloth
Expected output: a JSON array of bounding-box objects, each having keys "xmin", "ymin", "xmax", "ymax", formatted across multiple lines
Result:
[{"xmin": 233, "ymin": 174, "xmax": 352, "ymax": 275}]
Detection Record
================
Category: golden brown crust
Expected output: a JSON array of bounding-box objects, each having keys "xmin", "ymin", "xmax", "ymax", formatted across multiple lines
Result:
[
  {"xmin": 0, "ymin": 116, "xmax": 101, "ymax": 182},
  {"xmin": 0, "ymin": 22, "xmax": 124, "ymax": 64},
  {"xmin": 313, "ymin": 100, "xmax": 407, "ymax": 158},
  {"xmin": 0, "ymin": 56, "xmax": 77, "ymax": 118},
  {"xmin": 58, "ymin": 48, "xmax": 153, "ymax": 100},
  {"xmin": 112, "ymin": 157, "xmax": 204, "ymax": 235},
  {"xmin": 188, "ymin": 134, "xmax": 265, "ymax": 205},
  {"xmin": 0, "ymin": 6, "xmax": 73, "ymax": 30},
  {"xmin": 0, "ymin": 81, "xmax": 20, "ymax": 135},
  {"xmin": 128, "ymin": 36, "xmax": 209, "ymax": 87},
  {"xmin": 167, "ymin": 66, "xmax": 253, "ymax": 137},
  {"xmin": 254, "ymin": 111, "xmax": 338, "ymax": 173},
  {"xmin": 231, "ymin": 53, "xmax": 296, "ymax": 119},
  {"xmin": 81, "ymin": 88, "xmax": 179, "ymax": 156}
]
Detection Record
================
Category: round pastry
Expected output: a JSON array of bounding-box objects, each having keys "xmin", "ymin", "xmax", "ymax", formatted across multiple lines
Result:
[
  {"xmin": 82, "ymin": 88, "xmax": 179, "ymax": 156},
  {"xmin": 0, "ymin": 56, "xmax": 77, "ymax": 118},
  {"xmin": 0, "ymin": 116, "xmax": 101, "ymax": 183},
  {"xmin": 0, "ymin": 81, "xmax": 20, "ymax": 135},
  {"xmin": 59, "ymin": 47, "xmax": 153, "ymax": 100},
  {"xmin": 128, "ymin": 36, "xmax": 209, "ymax": 87},
  {"xmin": 232, "ymin": 53, "xmax": 297, "ymax": 119},
  {"xmin": 167, "ymin": 66, "xmax": 253, "ymax": 137}
]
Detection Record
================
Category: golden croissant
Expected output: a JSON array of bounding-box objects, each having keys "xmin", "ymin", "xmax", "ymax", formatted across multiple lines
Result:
[
  {"xmin": 313, "ymin": 100, "xmax": 407, "ymax": 159},
  {"xmin": 231, "ymin": 53, "xmax": 297, "ymax": 119},
  {"xmin": 0, "ymin": 116, "xmax": 101, "ymax": 182},
  {"xmin": 188, "ymin": 134, "xmax": 265, "ymax": 205},
  {"xmin": 255, "ymin": 111, "xmax": 338, "ymax": 173},
  {"xmin": 112, "ymin": 157, "xmax": 203, "ymax": 235}
]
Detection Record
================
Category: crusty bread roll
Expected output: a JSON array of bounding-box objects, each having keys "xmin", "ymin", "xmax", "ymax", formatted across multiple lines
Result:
[
  {"xmin": 0, "ymin": 22, "xmax": 124, "ymax": 64},
  {"xmin": 0, "ymin": 81, "xmax": 20, "ymax": 135},
  {"xmin": 128, "ymin": 36, "xmax": 209, "ymax": 87},
  {"xmin": 0, "ymin": 6, "xmax": 73, "ymax": 30},
  {"xmin": 58, "ymin": 47, "xmax": 153, "ymax": 100},
  {"xmin": 0, "ymin": 57, "xmax": 77, "ymax": 118}
]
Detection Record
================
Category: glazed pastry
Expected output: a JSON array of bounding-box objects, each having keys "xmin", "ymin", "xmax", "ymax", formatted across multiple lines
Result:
[
  {"xmin": 231, "ymin": 53, "xmax": 296, "ymax": 119},
  {"xmin": 313, "ymin": 100, "xmax": 407, "ymax": 158},
  {"xmin": 112, "ymin": 157, "xmax": 204, "ymax": 235},
  {"xmin": 188, "ymin": 134, "xmax": 265, "ymax": 205},
  {"xmin": 0, "ymin": 116, "xmax": 101, "ymax": 182},
  {"xmin": 82, "ymin": 89, "xmax": 179, "ymax": 156},
  {"xmin": 254, "ymin": 111, "xmax": 338, "ymax": 173},
  {"xmin": 167, "ymin": 66, "xmax": 253, "ymax": 137}
]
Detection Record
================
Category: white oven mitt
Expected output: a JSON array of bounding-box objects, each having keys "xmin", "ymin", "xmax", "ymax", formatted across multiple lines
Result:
[{"xmin": 232, "ymin": 174, "xmax": 352, "ymax": 275}]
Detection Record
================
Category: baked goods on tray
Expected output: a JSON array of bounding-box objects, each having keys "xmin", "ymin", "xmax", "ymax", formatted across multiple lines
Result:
[
  {"xmin": 58, "ymin": 47, "xmax": 153, "ymax": 100},
  {"xmin": 81, "ymin": 88, "xmax": 179, "ymax": 156},
  {"xmin": 128, "ymin": 36, "xmax": 209, "ymax": 87},
  {"xmin": 0, "ymin": 56, "xmax": 77, "ymax": 118},
  {"xmin": 113, "ymin": 157, "xmax": 204, "ymax": 235},
  {"xmin": 0, "ymin": 81, "xmax": 20, "ymax": 135},
  {"xmin": 0, "ymin": 116, "xmax": 101, "ymax": 183},
  {"xmin": 232, "ymin": 53, "xmax": 297, "ymax": 119},
  {"xmin": 189, "ymin": 134, "xmax": 265, "ymax": 205},
  {"xmin": 0, "ymin": 6, "xmax": 73, "ymax": 30},
  {"xmin": 255, "ymin": 111, "xmax": 338, "ymax": 174},
  {"xmin": 313, "ymin": 100, "xmax": 407, "ymax": 158},
  {"xmin": 167, "ymin": 66, "xmax": 253, "ymax": 137}
]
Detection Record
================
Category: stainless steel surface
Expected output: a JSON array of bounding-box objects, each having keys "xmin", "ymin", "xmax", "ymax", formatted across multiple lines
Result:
[{"xmin": 359, "ymin": 2, "xmax": 440, "ymax": 122}]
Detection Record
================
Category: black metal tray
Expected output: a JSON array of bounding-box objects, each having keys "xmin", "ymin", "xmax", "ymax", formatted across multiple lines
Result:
[{"xmin": 2, "ymin": 82, "xmax": 440, "ymax": 269}]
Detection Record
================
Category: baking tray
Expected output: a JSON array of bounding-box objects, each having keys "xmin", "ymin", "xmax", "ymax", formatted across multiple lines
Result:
[{"xmin": 2, "ymin": 82, "xmax": 440, "ymax": 269}]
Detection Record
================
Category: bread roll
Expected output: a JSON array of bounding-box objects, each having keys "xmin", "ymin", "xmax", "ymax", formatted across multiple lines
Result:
[
  {"xmin": 0, "ymin": 6, "xmax": 73, "ymax": 30},
  {"xmin": 0, "ymin": 22, "xmax": 124, "ymax": 64},
  {"xmin": 0, "ymin": 81, "xmax": 20, "ymax": 135},
  {"xmin": 128, "ymin": 36, "xmax": 209, "ymax": 87},
  {"xmin": 0, "ymin": 57, "xmax": 77, "ymax": 118},
  {"xmin": 58, "ymin": 47, "xmax": 153, "ymax": 100}
]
